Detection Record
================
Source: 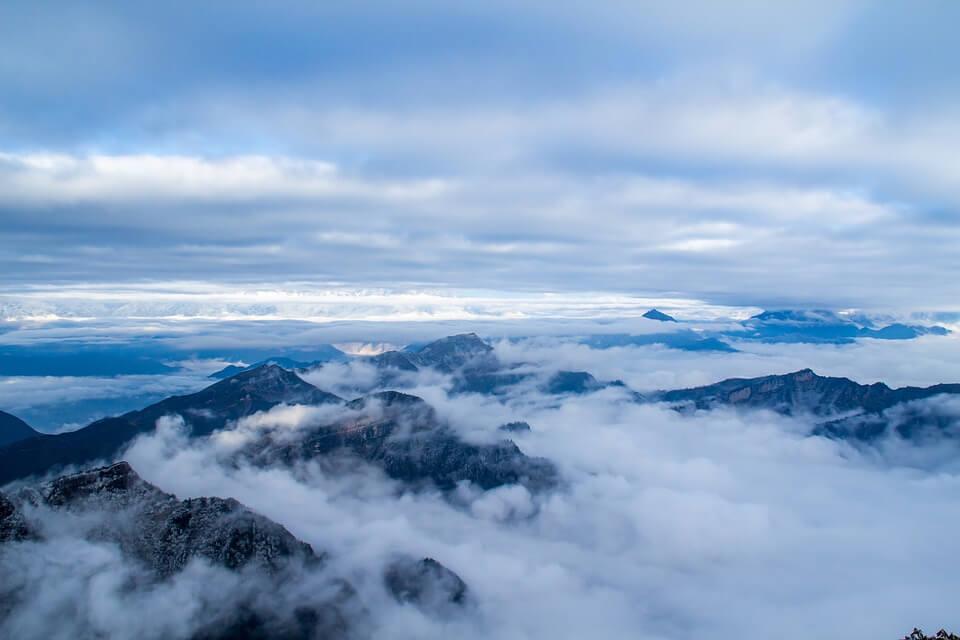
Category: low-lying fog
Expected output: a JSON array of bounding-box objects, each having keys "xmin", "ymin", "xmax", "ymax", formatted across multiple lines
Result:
[{"xmin": 4, "ymin": 331, "xmax": 960, "ymax": 638}]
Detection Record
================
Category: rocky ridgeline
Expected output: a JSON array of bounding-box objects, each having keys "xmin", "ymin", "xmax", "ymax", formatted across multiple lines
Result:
[{"xmin": 0, "ymin": 462, "xmax": 469, "ymax": 639}]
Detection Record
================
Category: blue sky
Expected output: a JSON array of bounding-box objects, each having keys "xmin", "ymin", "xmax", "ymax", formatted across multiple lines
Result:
[{"xmin": 2, "ymin": 1, "xmax": 959, "ymax": 313}]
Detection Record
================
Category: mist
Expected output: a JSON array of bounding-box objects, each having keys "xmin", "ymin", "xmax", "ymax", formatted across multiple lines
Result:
[{"xmin": 6, "ymin": 333, "xmax": 960, "ymax": 638}]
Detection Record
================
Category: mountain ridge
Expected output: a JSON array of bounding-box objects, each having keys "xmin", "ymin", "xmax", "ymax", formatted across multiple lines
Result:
[
  {"xmin": 0, "ymin": 410, "xmax": 40, "ymax": 448},
  {"xmin": 0, "ymin": 365, "xmax": 342, "ymax": 486},
  {"xmin": 656, "ymin": 368, "xmax": 960, "ymax": 441}
]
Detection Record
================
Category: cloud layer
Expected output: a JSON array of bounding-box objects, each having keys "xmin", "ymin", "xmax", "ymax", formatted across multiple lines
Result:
[
  {"xmin": 14, "ymin": 349, "xmax": 960, "ymax": 637},
  {"xmin": 5, "ymin": 329, "xmax": 960, "ymax": 637},
  {"xmin": 1, "ymin": 2, "xmax": 959, "ymax": 308}
]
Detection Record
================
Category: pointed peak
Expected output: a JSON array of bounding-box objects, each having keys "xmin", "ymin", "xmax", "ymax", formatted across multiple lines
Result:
[
  {"xmin": 643, "ymin": 308, "xmax": 677, "ymax": 322},
  {"xmin": 409, "ymin": 333, "xmax": 495, "ymax": 372},
  {"xmin": 205, "ymin": 363, "xmax": 341, "ymax": 405}
]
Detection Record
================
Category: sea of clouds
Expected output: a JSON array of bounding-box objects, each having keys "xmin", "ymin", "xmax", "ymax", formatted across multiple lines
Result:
[{"xmin": 3, "ymin": 330, "xmax": 960, "ymax": 638}]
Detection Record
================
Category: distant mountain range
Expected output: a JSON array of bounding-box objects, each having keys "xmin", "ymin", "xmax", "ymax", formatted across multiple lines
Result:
[
  {"xmin": 2, "ymin": 308, "xmax": 949, "ymax": 380},
  {"xmin": 657, "ymin": 368, "xmax": 960, "ymax": 416},
  {"xmin": 577, "ymin": 307, "xmax": 950, "ymax": 353},
  {"xmin": 730, "ymin": 309, "xmax": 950, "ymax": 344},
  {"xmin": 656, "ymin": 368, "xmax": 960, "ymax": 442},
  {"xmin": 3, "ymin": 332, "xmax": 960, "ymax": 489}
]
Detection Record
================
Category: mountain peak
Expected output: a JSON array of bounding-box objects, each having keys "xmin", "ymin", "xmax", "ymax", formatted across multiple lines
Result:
[
  {"xmin": 368, "ymin": 350, "xmax": 420, "ymax": 371},
  {"xmin": 643, "ymin": 308, "xmax": 677, "ymax": 322},
  {"xmin": 411, "ymin": 333, "xmax": 495, "ymax": 372},
  {"xmin": 545, "ymin": 370, "xmax": 603, "ymax": 395},
  {"xmin": 230, "ymin": 362, "xmax": 290, "ymax": 381},
  {"xmin": 216, "ymin": 363, "xmax": 338, "ymax": 403}
]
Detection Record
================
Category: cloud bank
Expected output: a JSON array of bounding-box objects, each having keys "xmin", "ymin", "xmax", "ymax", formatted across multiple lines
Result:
[
  {"xmin": 6, "ymin": 335, "xmax": 960, "ymax": 638},
  {"xmin": 1, "ymin": 2, "xmax": 959, "ymax": 308}
]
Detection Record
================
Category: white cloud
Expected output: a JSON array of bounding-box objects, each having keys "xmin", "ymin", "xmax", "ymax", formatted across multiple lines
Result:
[
  {"xmin": 0, "ymin": 152, "xmax": 449, "ymax": 204},
  {"xmin": 104, "ymin": 357, "xmax": 960, "ymax": 639}
]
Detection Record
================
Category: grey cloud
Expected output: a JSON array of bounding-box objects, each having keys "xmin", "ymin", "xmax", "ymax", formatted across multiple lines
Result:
[{"xmin": 1, "ymin": 3, "xmax": 960, "ymax": 307}]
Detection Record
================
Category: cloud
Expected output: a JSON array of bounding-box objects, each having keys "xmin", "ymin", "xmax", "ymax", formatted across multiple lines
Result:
[
  {"xmin": 2, "ymin": 3, "xmax": 959, "ymax": 309},
  {"xmin": 493, "ymin": 331, "xmax": 960, "ymax": 391},
  {"xmin": 0, "ymin": 140, "xmax": 953, "ymax": 307},
  {"xmin": 5, "ymin": 331, "xmax": 960, "ymax": 637},
  {"xmin": 104, "ymin": 362, "xmax": 960, "ymax": 638},
  {"xmin": 0, "ymin": 287, "xmax": 746, "ymax": 324},
  {"xmin": 0, "ymin": 152, "xmax": 449, "ymax": 205},
  {"xmin": 0, "ymin": 372, "xmax": 211, "ymax": 432}
]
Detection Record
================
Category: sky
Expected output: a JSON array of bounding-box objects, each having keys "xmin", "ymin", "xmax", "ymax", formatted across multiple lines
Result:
[
  {"xmin": 6, "ymin": 7, "xmax": 960, "ymax": 636},
  {"xmin": 2, "ymin": 1, "xmax": 960, "ymax": 316}
]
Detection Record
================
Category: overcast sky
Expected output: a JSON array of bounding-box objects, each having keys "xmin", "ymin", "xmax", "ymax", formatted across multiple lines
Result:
[{"xmin": 2, "ymin": 1, "xmax": 959, "ymax": 313}]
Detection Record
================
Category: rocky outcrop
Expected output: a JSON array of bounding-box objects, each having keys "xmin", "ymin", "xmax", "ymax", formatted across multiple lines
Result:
[
  {"xmin": 245, "ymin": 391, "xmax": 558, "ymax": 492},
  {"xmin": 0, "ymin": 462, "xmax": 364, "ymax": 639},
  {"xmin": 499, "ymin": 421, "xmax": 532, "ymax": 433},
  {"xmin": 385, "ymin": 556, "xmax": 468, "ymax": 611},
  {"xmin": 0, "ymin": 492, "xmax": 34, "ymax": 542},
  {"xmin": 14, "ymin": 462, "xmax": 316, "ymax": 577}
]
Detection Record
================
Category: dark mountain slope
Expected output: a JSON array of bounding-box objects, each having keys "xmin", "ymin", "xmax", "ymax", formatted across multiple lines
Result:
[
  {"xmin": 367, "ymin": 350, "xmax": 420, "ymax": 371},
  {"xmin": 243, "ymin": 390, "xmax": 558, "ymax": 492},
  {"xmin": 545, "ymin": 371, "xmax": 605, "ymax": 395},
  {"xmin": 0, "ymin": 492, "xmax": 33, "ymax": 542},
  {"xmin": 0, "ymin": 410, "xmax": 39, "ymax": 447},
  {"xmin": 0, "ymin": 366, "xmax": 341, "ymax": 486},
  {"xmin": 407, "ymin": 333, "xmax": 495, "ymax": 372}
]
